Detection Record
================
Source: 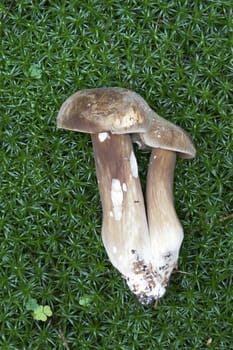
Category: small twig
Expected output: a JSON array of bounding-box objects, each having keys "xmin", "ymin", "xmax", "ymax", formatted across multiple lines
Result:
[
  {"xmin": 174, "ymin": 270, "xmax": 191, "ymax": 275},
  {"xmin": 58, "ymin": 326, "xmax": 70, "ymax": 350},
  {"xmin": 220, "ymin": 213, "xmax": 233, "ymax": 222}
]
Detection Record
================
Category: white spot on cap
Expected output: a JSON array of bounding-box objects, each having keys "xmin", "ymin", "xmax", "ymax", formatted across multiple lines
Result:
[
  {"xmin": 113, "ymin": 246, "xmax": 117, "ymax": 254},
  {"xmin": 122, "ymin": 183, "xmax": 127, "ymax": 192},
  {"xmin": 154, "ymin": 130, "xmax": 161, "ymax": 138},
  {"xmin": 111, "ymin": 179, "xmax": 123, "ymax": 221},
  {"xmin": 109, "ymin": 211, "xmax": 113, "ymax": 217},
  {"xmin": 130, "ymin": 151, "xmax": 138, "ymax": 178},
  {"xmin": 98, "ymin": 132, "xmax": 110, "ymax": 142}
]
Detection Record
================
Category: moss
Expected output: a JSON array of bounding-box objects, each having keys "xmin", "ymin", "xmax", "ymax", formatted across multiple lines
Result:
[{"xmin": 1, "ymin": 1, "xmax": 232, "ymax": 349}]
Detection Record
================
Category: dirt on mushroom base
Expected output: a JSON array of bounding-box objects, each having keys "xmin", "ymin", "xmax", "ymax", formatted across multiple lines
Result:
[{"xmin": 125, "ymin": 250, "xmax": 168, "ymax": 305}]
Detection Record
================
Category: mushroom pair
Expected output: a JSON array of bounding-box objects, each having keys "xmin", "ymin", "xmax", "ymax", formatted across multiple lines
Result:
[{"xmin": 57, "ymin": 87, "xmax": 195, "ymax": 305}]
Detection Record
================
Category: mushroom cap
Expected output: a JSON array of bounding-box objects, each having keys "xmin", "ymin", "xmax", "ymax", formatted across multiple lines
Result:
[
  {"xmin": 57, "ymin": 87, "xmax": 152, "ymax": 134},
  {"xmin": 134, "ymin": 117, "xmax": 196, "ymax": 159},
  {"xmin": 57, "ymin": 86, "xmax": 196, "ymax": 159}
]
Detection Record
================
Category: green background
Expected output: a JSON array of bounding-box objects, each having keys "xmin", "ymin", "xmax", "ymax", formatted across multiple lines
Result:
[{"xmin": 1, "ymin": 1, "xmax": 232, "ymax": 349}]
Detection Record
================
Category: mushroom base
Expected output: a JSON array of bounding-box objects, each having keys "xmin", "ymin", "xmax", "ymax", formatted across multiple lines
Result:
[{"xmin": 125, "ymin": 251, "xmax": 167, "ymax": 305}]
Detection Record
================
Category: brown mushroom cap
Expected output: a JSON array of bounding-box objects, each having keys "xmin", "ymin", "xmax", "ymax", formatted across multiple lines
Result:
[
  {"xmin": 132, "ymin": 118, "xmax": 196, "ymax": 159},
  {"xmin": 57, "ymin": 87, "xmax": 196, "ymax": 159},
  {"xmin": 57, "ymin": 87, "xmax": 153, "ymax": 134}
]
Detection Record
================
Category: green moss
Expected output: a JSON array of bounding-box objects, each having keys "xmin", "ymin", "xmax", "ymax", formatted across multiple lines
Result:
[{"xmin": 1, "ymin": 1, "xmax": 232, "ymax": 349}]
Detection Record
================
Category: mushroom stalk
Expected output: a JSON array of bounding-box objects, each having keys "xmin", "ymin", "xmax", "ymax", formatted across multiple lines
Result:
[
  {"xmin": 91, "ymin": 133, "xmax": 161, "ymax": 303},
  {"xmin": 91, "ymin": 133, "xmax": 149, "ymax": 271},
  {"xmin": 147, "ymin": 148, "xmax": 184, "ymax": 287}
]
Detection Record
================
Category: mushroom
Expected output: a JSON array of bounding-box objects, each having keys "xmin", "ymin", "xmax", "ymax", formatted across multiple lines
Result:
[
  {"xmin": 132, "ymin": 115, "xmax": 196, "ymax": 294},
  {"xmin": 57, "ymin": 88, "xmax": 165, "ymax": 304},
  {"xmin": 57, "ymin": 87, "xmax": 196, "ymax": 305},
  {"xmin": 146, "ymin": 145, "xmax": 195, "ymax": 291}
]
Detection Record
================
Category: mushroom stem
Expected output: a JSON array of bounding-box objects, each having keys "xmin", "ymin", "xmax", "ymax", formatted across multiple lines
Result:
[
  {"xmin": 91, "ymin": 133, "xmax": 154, "ymax": 296},
  {"xmin": 147, "ymin": 148, "xmax": 184, "ymax": 286}
]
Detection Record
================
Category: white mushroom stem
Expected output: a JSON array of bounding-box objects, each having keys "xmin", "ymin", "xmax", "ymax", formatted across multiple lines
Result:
[
  {"xmin": 147, "ymin": 148, "xmax": 184, "ymax": 288},
  {"xmin": 91, "ymin": 133, "xmax": 150, "ymax": 274}
]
